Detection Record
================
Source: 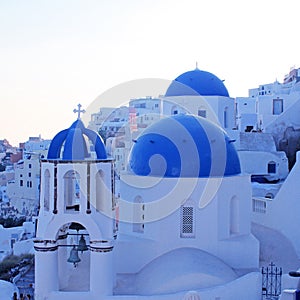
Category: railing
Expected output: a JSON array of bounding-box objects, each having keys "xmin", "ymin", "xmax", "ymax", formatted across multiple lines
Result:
[
  {"xmin": 252, "ymin": 197, "xmax": 272, "ymax": 214},
  {"xmin": 262, "ymin": 262, "xmax": 282, "ymax": 299}
]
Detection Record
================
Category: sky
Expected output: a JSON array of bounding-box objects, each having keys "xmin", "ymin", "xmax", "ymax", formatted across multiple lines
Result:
[{"xmin": 1, "ymin": 0, "xmax": 300, "ymax": 146}]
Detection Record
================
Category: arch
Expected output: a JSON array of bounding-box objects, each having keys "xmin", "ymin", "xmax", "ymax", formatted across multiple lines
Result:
[
  {"xmin": 230, "ymin": 196, "xmax": 239, "ymax": 235},
  {"xmin": 265, "ymin": 192, "xmax": 274, "ymax": 199},
  {"xmin": 43, "ymin": 216, "xmax": 103, "ymax": 241},
  {"xmin": 44, "ymin": 169, "xmax": 50, "ymax": 211},
  {"xmin": 63, "ymin": 170, "xmax": 81, "ymax": 212},
  {"xmin": 56, "ymin": 222, "xmax": 90, "ymax": 292}
]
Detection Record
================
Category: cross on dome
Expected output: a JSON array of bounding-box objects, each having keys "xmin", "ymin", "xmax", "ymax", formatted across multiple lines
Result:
[{"xmin": 73, "ymin": 103, "xmax": 86, "ymax": 119}]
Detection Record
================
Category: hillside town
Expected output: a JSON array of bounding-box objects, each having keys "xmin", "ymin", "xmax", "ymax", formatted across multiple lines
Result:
[{"xmin": 2, "ymin": 66, "xmax": 300, "ymax": 299}]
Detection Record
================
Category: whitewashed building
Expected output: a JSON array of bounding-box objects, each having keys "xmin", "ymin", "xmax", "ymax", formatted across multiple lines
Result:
[
  {"xmin": 6, "ymin": 137, "xmax": 51, "ymax": 215},
  {"xmin": 34, "ymin": 107, "xmax": 261, "ymax": 300}
]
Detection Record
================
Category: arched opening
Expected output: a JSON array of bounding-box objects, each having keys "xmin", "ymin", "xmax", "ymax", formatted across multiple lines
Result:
[
  {"xmin": 57, "ymin": 222, "xmax": 90, "ymax": 292},
  {"xmin": 230, "ymin": 196, "xmax": 239, "ymax": 235},
  {"xmin": 95, "ymin": 170, "xmax": 105, "ymax": 212},
  {"xmin": 44, "ymin": 169, "xmax": 50, "ymax": 211},
  {"xmin": 265, "ymin": 193, "xmax": 274, "ymax": 199},
  {"xmin": 224, "ymin": 107, "xmax": 228, "ymax": 128},
  {"xmin": 63, "ymin": 170, "xmax": 81, "ymax": 212},
  {"xmin": 133, "ymin": 195, "xmax": 144, "ymax": 233}
]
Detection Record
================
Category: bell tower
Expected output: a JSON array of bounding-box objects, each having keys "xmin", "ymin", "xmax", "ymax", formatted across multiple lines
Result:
[{"xmin": 34, "ymin": 105, "xmax": 117, "ymax": 300}]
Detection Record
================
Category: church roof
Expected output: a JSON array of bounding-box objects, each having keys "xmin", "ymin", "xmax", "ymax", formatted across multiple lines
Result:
[
  {"xmin": 165, "ymin": 68, "xmax": 229, "ymax": 97},
  {"xmin": 47, "ymin": 119, "xmax": 107, "ymax": 160},
  {"xmin": 129, "ymin": 114, "xmax": 240, "ymax": 178}
]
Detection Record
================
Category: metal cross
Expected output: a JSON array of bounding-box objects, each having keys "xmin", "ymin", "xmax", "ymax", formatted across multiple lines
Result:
[{"xmin": 73, "ymin": 104, "xmax": 86, "ymax": 119}]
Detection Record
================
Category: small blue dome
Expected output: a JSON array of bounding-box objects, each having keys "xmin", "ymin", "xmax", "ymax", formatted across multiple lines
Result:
[
  {"xmin": 129, "ymin": 114, "xmax": 240, "ymax": 178},
  {"xmin": 165, "ymin": 68, "xmax": 229, "ymax": 97},
  {"xmin": 47, "ymin": 119, "xmax": 107, "ymax": 160}
]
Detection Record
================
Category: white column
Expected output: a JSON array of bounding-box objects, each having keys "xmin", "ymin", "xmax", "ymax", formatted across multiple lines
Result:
[
  {"xmin": 89, "ymin": 240, "xmax": 114, "ymax": 296},
  {"xmin": 34, "ymin": 240, "xmax": 58, "ymax": 300}
]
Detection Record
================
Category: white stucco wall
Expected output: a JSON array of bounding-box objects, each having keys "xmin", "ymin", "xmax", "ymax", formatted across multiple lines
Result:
[
  {"xmin": 252, "ymin": 152, "xmax": 300, "ymax": 258},
  {"xmin": 118, "ymin": 173, "xmax": 259, "ymax": 273}
]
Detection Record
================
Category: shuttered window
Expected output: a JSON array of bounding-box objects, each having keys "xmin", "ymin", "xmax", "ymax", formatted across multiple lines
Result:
[{"xmin": 180, "ymin": 205, "xmax": 195, "ymax": 238}]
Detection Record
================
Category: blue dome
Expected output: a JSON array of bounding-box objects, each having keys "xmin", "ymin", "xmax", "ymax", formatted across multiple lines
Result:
[
  {"xmin": 47, "ymin": 119, "xmax": 107, "ymax": 160},
  {"xmin": 165, "ymin": 68, "xmax": 229, "ymax": 97},
  {"xmin": 129, "ymin": 114, "xmax": 240, "ymax": 178}
]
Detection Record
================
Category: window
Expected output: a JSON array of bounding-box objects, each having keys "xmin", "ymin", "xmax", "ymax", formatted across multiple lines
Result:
[
  {"xmin": 28, "ymin": 172, "xmax": 31, "ymax": 178},
  {"xmin": 20, "ymin": 180, "xmax": 23, "ymax": 187},
  {"xmin": 273, "ymin": 98, "xmax": 283, "ymax": 115},
  {"xmin": 133, "ymin": 196, "xmax": 144, "ymax": 233},
  {"xmin": 29, "ymin": 164, "xmax": 32, "ymax": 169},
  {"xmin": 230, "ymin": 197, "xmax": 239, "ymax": 235},
  {"xmin": 44, "ymin": 169, "xmax": 50, "ymax": 211},
  {"xmin": 268, "ymin": 161, "xmax": 276, "ymax": 174},
  {"xmin": 180, "ymin": 201, "xmax": 195, "ymax": 238},
  {"xmin": 245, "ymin": 126, "xmax": 253, "ymax": 132},
  {"xmin": 252, "ymin": 198, "xmax": 267, "ymax": 213},
  {"xmin": 224, "ymin": 107, "xmax": 228, "ymax": 128},
  {"xmin": 198, "ymin": 109, "xmax": 206, "ymax": 118}
]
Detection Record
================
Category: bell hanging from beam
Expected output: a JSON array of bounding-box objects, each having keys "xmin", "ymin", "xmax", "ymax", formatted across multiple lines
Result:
[
  {"xmin": 77, "ymin": 234, "xmax": 88, "ymax": 253},
  {"xmin": 67, "ymin": 245, "xmax": 81, "ymax": 267}
]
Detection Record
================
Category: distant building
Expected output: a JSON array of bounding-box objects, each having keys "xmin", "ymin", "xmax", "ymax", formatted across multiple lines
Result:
[
  {"xmin": 236, "ymin": 66, "xmax": 300, "ymax": 132},
  {"xmin": 6, "ymin": 136, "xmax": 51, "ymax": 216},
  {"xmin": 0, "ymin": 221, "xmax": 35, "ymax": 261}
]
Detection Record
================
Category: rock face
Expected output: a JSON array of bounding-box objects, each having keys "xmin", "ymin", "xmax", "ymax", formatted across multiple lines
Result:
[{"xmin": 278, "ymin": 126, "xmax": 300, "ymax": 169}]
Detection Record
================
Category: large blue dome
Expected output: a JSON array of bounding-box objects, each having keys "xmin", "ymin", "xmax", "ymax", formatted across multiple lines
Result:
[
  {"xmin": 129, "ymin": 114, "xmax": 240, "ymax": 178},
  {"xmin": 47, "ymin": 119, "xmax": 107, "ymax": 160},
  {"xmin": 165, "ymin": 68, "xmax": 229, "ymax": 97}
]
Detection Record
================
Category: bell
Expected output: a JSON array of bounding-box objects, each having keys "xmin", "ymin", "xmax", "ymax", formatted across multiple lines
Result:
[
  {"xmin": 77, "ymin": 235, "xmax": 88, "ymax": 253},
  {"xmin": 67, "ymin": 245, "xmax": 81, "ymax": 267}
]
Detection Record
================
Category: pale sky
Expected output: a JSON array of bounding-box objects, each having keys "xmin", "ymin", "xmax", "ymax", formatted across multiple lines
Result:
[{"xmin": 1, "ymin": 0, "xmax": 300, "ymax": 146}]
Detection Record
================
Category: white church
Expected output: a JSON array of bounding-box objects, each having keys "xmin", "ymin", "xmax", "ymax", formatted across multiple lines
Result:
[{"xmin": 32, "ymin": 67, "xmax": 300, "ymax": 300}]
